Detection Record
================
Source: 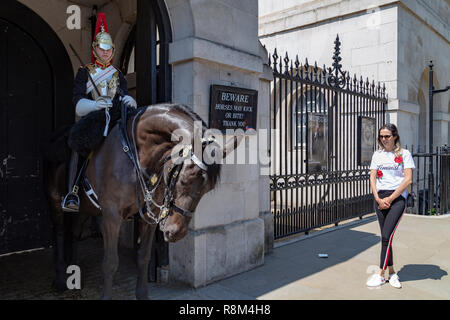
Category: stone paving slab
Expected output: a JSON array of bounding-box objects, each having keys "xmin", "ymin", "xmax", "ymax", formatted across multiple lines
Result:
[{"xmin": 0, "ymin": 213, "xmax": 449, "ymax": 300}]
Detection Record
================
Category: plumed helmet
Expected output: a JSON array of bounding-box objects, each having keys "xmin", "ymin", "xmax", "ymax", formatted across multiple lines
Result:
[{"xmin": 91, "ymin": 12, "xmax": 115, "ymax": 64}]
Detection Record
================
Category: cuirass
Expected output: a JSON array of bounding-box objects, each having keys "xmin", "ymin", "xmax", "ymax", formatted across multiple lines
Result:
[{"xmin": 85, "ymin": 64, "xmax": 119, "ymax": 100}]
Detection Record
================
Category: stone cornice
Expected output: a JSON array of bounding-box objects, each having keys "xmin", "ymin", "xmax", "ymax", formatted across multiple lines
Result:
[
  {"xmin": 388, "ymin": 100, "xmax": 450, "ymax": 121},
  {"xmin": 169, "ymin": 37, "xmax": 263, "ymax": 74},
  {"xmin": 259, "ymin": 0, "xmax": 449, "ymax": 42},
  {"xmin": 398, "ymin": 0, "xmax": 449, "ymax": 42},
  {"xmin": 387, "ymin": 99, "xmax": 420, "ymax": 114},
  {"xmin": 259, "ymin": 0, "xmax": 399, "ymax": 37}
]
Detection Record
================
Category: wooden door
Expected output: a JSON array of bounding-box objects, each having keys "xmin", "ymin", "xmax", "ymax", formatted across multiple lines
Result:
[{"xmin": 0, "ymin": 19, "xmax": 53, "ymax": 254}]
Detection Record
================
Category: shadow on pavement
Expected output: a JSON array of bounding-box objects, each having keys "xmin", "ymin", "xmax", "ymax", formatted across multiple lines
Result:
[
  {"xmin": 215, "ymin": 220, "xmax": 381, "ymax": 298},
  {"xmin": 0, "ymin": 218, "xmax": 382, "ymax": 299},
  {"xmin": 397, "ymin": 264, "xmax": 448, "ymax": 282}
]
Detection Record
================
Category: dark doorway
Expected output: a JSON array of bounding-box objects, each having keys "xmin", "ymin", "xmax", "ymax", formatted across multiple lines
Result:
[
  {"xmin": 0, "ymin": 1, "xmax": 73, "ymax": 255},
  {"xmin": 120, "ymin": 0, "xmax": 172, "ymax": 282}
]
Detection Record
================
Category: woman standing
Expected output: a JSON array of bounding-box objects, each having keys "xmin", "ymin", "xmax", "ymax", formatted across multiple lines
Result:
[{"xmin": 366, "ymin": 124, "xmax": 415, "ymax": 289}]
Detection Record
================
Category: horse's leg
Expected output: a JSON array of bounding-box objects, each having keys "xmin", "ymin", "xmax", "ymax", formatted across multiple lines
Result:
[
  {"xmin": 48, "ymin": 194, "xmax": 68, "ymax": 292},
  {"xmin": 45, "ymin": 160, "xmax": 69, "ymax": 292},
  {"xmin": 135, "ymin": 220, "xmax": 157, "ymax": 300},
  {"xmin": 52, "ymin": 225, "xmax": 68, "ymax": 292},
  {"xmin": 70, "ymin": 212, "xmax": 91, "ymax": 265},
  {"xmin": 100, "ymin": 212, "xmax": 122, "ymax": 300}
]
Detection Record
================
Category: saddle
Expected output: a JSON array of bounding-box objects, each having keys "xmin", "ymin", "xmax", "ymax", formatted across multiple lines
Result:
[
  {"xmin": 67, "ymin": 103, "xmax": 122, "ymax": 158},
  {"xmin": 70, "ymin": 102, "xmax": 140, "ymax": 211}
]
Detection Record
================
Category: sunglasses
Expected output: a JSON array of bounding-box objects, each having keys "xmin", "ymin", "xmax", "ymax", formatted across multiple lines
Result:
[{"xmin": 379, "ymin": 135, "xmax": 393, "ymax": 139}]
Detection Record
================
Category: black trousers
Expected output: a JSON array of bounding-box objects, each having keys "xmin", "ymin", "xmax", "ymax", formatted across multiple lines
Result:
[{"xmin": 374, "ymin": 190, "xmax": 405, "ymax": 270}]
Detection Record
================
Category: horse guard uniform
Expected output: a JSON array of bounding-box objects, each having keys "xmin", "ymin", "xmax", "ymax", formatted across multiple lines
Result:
[{"xmin": 62, "ymin": 13, "xmax": 136, "ymax": 213}]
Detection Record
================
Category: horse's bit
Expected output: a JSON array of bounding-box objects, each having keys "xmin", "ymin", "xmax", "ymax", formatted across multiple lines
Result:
[{"xmin": 118, "ymin": 104, "xmax": 213, "ymax": 226}]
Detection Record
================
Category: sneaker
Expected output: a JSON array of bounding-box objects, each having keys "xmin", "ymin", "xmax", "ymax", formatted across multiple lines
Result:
[
  {"xmin": 366, "ymin": 274, "xmax": 386, "ymax": 287},
  {"xmin": 388, "ymin": 273, "xmax": 402, "ymax": 289}
]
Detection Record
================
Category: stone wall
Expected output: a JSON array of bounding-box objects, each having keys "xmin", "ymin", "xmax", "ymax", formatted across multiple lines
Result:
[
  {"xmin": 166, "ymin": 0, "xmax": 269, "ymax": 288},
  {"xmin": 259, "ymin": 0, "xmax": 449, "ymax": 148},
  {"xmin": 15, "ymin": 0, "xmax": 269, "ymax": 288},
  {"xmin": 17, "ymin": 0, "xmax": 136, "ymax": 74},
  {"xmin": 396, "ymin": 3, "xmax": 449, "ymax": 148}
]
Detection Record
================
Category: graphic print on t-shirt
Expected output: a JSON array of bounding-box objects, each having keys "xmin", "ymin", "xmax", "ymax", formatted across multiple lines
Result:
[{"xmin": 370, "ymin": 149, "xmax": 415, "ymax": 198}]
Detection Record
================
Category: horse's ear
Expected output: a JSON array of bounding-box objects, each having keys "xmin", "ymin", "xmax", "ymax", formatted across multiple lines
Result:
[{"xmin": 222, "ymin": 134, "xmax": 244, "ymax": 159}]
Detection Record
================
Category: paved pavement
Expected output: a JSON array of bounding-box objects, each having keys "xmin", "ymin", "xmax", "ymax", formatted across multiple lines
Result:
[{"xmin": 1, "ymin": 213, "xmax": 449, "ymax": 300}]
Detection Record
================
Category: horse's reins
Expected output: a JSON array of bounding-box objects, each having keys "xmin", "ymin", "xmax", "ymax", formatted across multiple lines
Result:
[{"xmin": 118, "ymin": 104, "xmax": 212, "ymax": 225}]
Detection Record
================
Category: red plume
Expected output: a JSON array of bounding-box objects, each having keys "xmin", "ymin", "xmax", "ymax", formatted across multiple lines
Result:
[{"xmin": 91, "ymin": 12, "xmax": 109, "ymax": 63}]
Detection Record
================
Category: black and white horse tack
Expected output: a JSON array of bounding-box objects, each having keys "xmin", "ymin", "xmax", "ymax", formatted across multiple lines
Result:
[
  {"xmin": 118, "ymin": 104, "xmax": 214, "ymax": 226},
  {"xmin": 81, "ymin": 104, "xmax": 214, "ymax": 225}
]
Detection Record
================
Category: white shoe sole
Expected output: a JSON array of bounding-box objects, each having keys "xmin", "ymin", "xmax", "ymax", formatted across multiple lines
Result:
[
  {"xmin": 366, "ymin": 279, "xmax": 386, "ymax": 287},
  {"xmin": 388, "ymin": 275, "xmax": 402, "ymax": 288},
  {"xmin": 388, "ymin": 281, "xmax": 402, "ymax": 289}
]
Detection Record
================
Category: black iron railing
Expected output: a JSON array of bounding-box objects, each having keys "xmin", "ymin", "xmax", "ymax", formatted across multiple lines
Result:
[
  {"xmin": 269, "ymin": 35, "xmax": 387, "ymax": 239},
  {"xmin": 406, "ymin": 145, "xmax": 450, "ymax": 215}
]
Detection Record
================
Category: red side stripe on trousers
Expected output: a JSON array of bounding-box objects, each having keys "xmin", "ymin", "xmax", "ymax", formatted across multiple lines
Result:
[{"xmin": 382, "ymin": 215, "xmax": 403, "ymax": 270}]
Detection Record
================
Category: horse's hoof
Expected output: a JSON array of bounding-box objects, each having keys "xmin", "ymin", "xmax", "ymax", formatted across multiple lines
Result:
[{"xmin": 136, "ymin": 287, "xmax": 150, "ymax": 300}]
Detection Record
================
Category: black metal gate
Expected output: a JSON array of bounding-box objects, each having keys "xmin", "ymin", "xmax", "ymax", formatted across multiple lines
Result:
[
  {"xmin": 405, "ymin": 145, "xmax": 450, "ymax": 215},
  {"xmin": 269, "ymin": 36, "xmax": 387, "ymax": 240}
]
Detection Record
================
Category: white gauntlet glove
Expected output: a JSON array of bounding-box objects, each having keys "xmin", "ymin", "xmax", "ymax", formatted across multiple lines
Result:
[
  {"xmin": 122, "ymin": 95, "xmax": 137, "ymax": 108},
  {"xmin": 75, "ymin": 97, "xmax": 112, "ymax": 117},
  {"xmin": 95, "ymin": 96, "xmax": 113, "ymax": 109}
]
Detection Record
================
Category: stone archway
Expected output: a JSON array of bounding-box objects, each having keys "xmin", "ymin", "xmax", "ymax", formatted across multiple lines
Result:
[
  {"xmin": 0, "ymin": 0, "xmax": 73, "ymax": 254},
  {"xmin": 417, "ymin": 67, "xmax": 443, "ymax": 151},
  {"xmin": 118, "ymin": 0, "xmax": 174, "ymax": 282}
]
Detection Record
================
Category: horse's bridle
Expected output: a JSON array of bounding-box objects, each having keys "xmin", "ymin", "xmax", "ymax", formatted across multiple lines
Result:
[{"xmin": 118, "ymin": 104, "xmax": 213, "ymax": 225}]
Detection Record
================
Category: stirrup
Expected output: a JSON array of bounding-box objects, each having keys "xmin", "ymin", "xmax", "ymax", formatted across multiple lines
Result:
[{"xmin": 62, "ymin": 186, "xmax": 80, "ymax": 213}]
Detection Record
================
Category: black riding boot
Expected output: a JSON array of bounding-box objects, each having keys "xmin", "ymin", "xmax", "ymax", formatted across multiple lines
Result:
[{"xmin": 62, "ymin": 151, "xmax": 80, "ymax": 213}]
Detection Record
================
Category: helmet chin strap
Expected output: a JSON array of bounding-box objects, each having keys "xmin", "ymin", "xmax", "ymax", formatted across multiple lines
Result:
[{"xmin": 93, "ymin": 47, "xmax": 115, "ymax": 67}]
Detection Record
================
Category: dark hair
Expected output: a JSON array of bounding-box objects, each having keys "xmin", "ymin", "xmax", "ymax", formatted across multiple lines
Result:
[{"xmin": 378, "ymin": 123, "xmax": 402, "ymax": 154}]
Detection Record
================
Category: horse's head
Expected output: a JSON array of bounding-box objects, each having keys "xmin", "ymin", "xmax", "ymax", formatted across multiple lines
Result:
[
  {"xmin": 159, "ymin": 135, "xmax": 241, "ymax": 243},
  {"xmin": 136, "ymin": 104, "xmax": 242, "ymax": 242}
]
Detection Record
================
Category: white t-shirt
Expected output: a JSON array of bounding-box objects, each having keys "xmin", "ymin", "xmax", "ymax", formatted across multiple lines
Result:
[{"xmin": 369, "ymin": 149, "xmax": 415, "ymax": 199}]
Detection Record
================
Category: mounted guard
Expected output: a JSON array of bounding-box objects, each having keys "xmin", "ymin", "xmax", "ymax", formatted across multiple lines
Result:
[{"xmin": 62, "ymin": 12, "xmax": 137, "ymax": 212}]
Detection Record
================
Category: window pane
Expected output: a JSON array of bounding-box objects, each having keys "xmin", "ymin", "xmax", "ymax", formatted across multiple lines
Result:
[{"xmin": 127, "ymin": 46, "xmax": 135, "ymax": 74}]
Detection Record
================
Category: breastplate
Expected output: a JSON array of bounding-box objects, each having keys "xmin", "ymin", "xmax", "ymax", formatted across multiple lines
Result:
[{"xmin": 86, "ymin": 64, "xmax": 119, "ymax": 100}]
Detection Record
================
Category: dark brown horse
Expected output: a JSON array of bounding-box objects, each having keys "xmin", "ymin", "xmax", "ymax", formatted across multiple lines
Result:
[{"xmin": 43, "ymin": 103, "xmax": 239, "ymax": 299}]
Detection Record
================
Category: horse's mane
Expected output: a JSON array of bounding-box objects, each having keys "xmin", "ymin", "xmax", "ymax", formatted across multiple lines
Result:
[
  {"xmin": 149, "ymin": 103, "xmax": 222, "ymax": 187},
  {"xmin": 171, "ymin": 104, "xmax": 208, "ymax": 129}
]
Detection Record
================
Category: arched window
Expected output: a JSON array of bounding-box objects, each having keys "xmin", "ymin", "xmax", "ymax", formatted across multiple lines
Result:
[{"xmin": 118, "ymin": 0, "xmax": 172, "ymax": 282}]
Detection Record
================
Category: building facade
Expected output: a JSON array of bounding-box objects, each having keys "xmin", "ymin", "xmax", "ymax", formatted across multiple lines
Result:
[
  {"xmin": 259, "ymin": 0, "xmax": 449, "ymax": 150},
  {"xmin": 0, "ymin": 0, "xmax": 272, "ymax": 288}
]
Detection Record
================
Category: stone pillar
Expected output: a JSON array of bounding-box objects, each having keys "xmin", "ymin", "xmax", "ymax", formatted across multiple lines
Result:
[
  {"xmin": 258, "ymin": 43, "xmax": 274, "ymax": 255},
  {"xmin": 166, "ymin": 0, "xmax": 267, "ymax": 287}
]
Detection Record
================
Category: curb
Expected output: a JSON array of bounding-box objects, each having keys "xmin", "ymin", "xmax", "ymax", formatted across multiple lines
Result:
[
  {"xmin": 274, "ymin": 214, "xmax": 377, "ymax": 248},
  {"xmin": 404, "ymin": 213, "xmax": 450, "ymax": 219}
]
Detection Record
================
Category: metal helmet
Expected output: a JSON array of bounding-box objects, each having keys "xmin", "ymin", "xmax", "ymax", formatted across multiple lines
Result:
[
  {"xmin": 91, "ymin": 12, "xmax": 115, "ymax": 65},
  {"xmin": 93, "ymin": 30, "xmax": 114, "ymax": 51}
]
